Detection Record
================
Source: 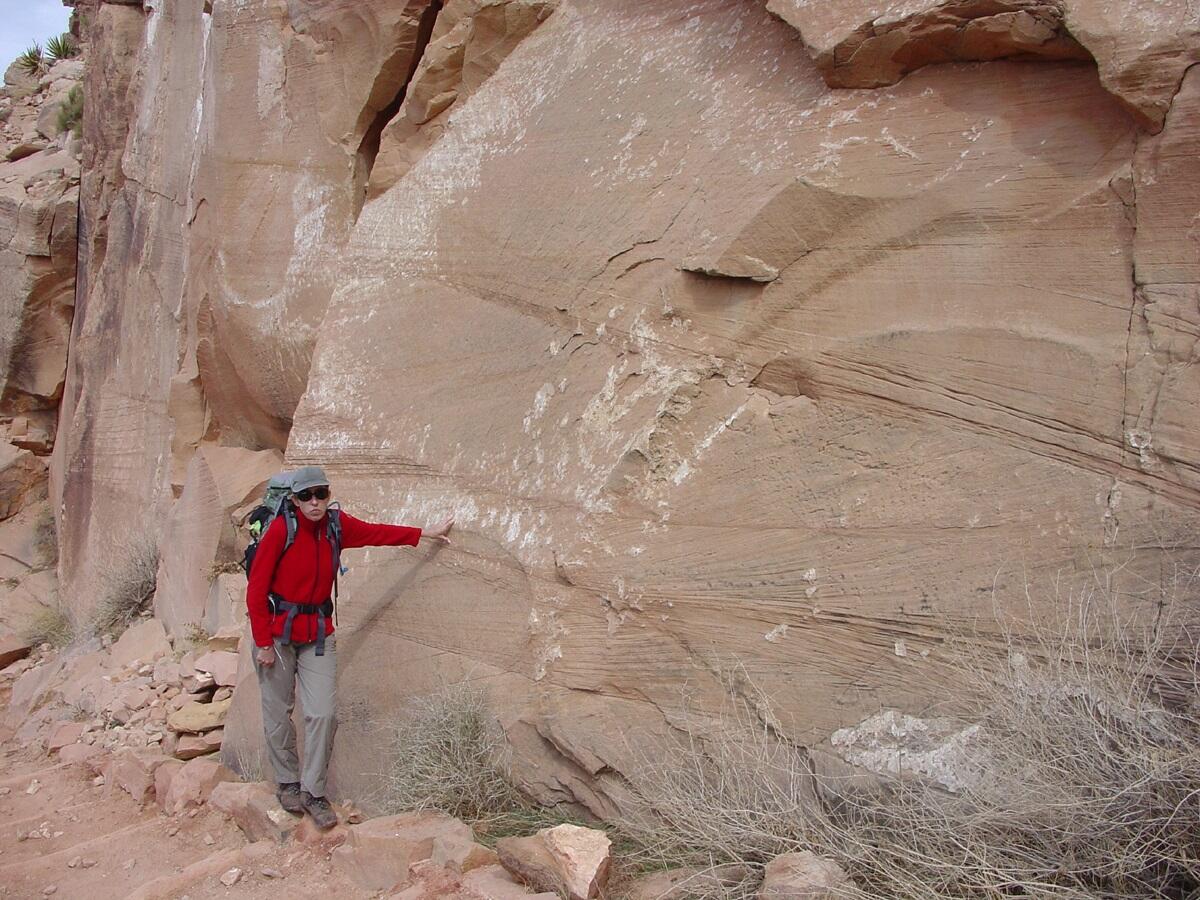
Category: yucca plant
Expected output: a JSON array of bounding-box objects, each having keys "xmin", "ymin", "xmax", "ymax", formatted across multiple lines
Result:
[
  {"xmin": 15, "ymin": 43, "xmax": 46, "ymax": 78},
  {"xmin": 45, "ymin": 33, "xmax": 78, "ymax": 63}
]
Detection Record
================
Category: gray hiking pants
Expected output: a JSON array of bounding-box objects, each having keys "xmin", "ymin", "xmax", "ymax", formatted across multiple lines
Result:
[{"xmin": 254, "ymin": 638, "xmax": 337, "ymax": 798}]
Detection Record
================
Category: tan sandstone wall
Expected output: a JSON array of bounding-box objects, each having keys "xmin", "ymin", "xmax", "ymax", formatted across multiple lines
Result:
[{"xmin": 49, "ymin": 0, "xmax": 1200, "ymax": 814}]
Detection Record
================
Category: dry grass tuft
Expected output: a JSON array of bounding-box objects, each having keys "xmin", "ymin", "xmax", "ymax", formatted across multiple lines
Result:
[
  {"xmin": 375, "ymin": 680, "xmax": 530, "ymax": 826},
  {"xmin": 22, "ymin": 601, "xmax": 73, "ymax": 648},
  {"xmin": 32, "ymin": 504, "xmax": 57, "ymax": 569},
  {"xmin": 92, "ymin": 534, "xmax": 159, "ymax": 638}
]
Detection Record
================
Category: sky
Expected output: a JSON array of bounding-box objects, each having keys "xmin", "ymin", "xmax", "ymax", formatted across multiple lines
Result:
[{"xmin": 0, "ymin": 0, "xmax": 72, "ymax": 72}]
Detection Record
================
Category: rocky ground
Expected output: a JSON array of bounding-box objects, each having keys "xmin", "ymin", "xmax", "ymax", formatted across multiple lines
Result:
[
  {"xmin": 0, "ymin": 673, "xmax": 361, "ymax": 900},
  {"xmin": 0, "ymin": 627, "xmax": 692, "ymax": 900},
  {"xmin": 0, "ymin": 625, "xmax": 852, "ymax": 900}
]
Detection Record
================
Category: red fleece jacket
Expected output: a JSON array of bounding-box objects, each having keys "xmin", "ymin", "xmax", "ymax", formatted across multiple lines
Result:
[{"xmin": 246, "ymin": 509, "xmax": 422, "ymax": 648}]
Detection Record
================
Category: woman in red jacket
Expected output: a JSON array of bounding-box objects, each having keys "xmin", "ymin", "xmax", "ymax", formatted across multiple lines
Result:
[{"xmin": 246, "ymin": 465, "xmax": 452, "ymax": 829}]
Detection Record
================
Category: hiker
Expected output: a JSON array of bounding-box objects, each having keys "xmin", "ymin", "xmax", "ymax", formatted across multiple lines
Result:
[{"xmin": 245, "ymin": 465, "xmax": 453, "ymax": 829}]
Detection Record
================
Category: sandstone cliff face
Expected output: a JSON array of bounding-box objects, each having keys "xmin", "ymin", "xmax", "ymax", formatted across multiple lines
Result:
[{"xmin": 44, "ymin": 0, "xmax": 1200, "ymax": 814}]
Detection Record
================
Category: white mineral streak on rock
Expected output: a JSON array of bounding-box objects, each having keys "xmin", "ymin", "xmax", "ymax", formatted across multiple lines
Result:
[{"xmin": 830, "ymin": 710, "xmax": 982, "ymax": 791}]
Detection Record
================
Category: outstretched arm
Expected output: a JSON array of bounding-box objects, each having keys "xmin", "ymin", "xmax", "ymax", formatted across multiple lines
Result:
[{"xmin": 339, "ymin": 512, "xmax": 454, "ymax": 549}]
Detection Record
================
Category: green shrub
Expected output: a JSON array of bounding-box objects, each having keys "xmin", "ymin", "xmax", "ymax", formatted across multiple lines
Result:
[{"xmin": 57, "ymin": 85, "xmax": 83, "ymax": 138}]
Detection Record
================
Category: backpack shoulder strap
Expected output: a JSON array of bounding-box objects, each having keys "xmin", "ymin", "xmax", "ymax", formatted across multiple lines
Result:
[
  {"xmin": 280, "ymin": 499, "xmax": 298, "ymax": 553},
  {"xmin": 327, "ymin": 506, "xmax": 344, "ymax": 620}
]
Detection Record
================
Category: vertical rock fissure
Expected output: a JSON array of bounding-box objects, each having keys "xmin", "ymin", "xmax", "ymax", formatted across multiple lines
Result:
[{"xmin": 352, "ymin": 0, "xmax": 444, "ymax": 218}]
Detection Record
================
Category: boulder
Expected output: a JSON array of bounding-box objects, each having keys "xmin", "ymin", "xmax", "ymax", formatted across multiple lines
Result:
[
  {"xmin": 106, "ymin": 749, "xmax": 172, "ymax": 805},
  {"xmin": 7, "ymin": 654, "xmax": 64, "ymax": 727},
  {"xmin": 496, "ymin": 835, "xmax": 566, "ymax": 899},
  {"xmin": 497, "ymin": 825, "xmax": 611, "ymax": 900},
  {"xmin": 331, "ymin": 811, "xmax": 475, "ymax": 893},
  {"xmin": 106, "ymin": 681, "xmax": 155, "ymax": 725},
  {"xmin": 758, "ymin": 851, "xmax": 855, "ymax": 900},
  {"xmin": 161, "ymin": 756, "xmax": 236, "ymax": 814},
  {"xmin": 209, "ymin": 781, "xmax": 299, "ymax": 843},
  {"xmin": 0, "ymin": 633, "xmax": 32, "ymax": 669},
  {"xmin": 193, "ymin": 650, "xmax": 238, "ymax": 687},
  {"xmin": 44, "ymin": 720, "xmax": 85, "ymax": 752},
  {"xmin": 109, "ymin": 619, "xmax": 172, "ymax": 670},
  {"xmin": 542, "ymin": 824, "xmax": 611, "ymax": 900},
  {"xmin": 152, "ymin": 657, "xmax": 181, "ymax": 686},
  {"xmin": 58, "ymin": 651, "xmax": 114, "ymax": 715},
  {"xmin": 174, "ymin": 728, "xmax": 223, "ymax": 760},
  {"xmin": 154, "ymin": 759, "xmax": 184, "ymax": 811},
  {"xmin": 205, "ymin": 625, "xmax": 242, "ymax": 653},
  {"xmin": 58, "ymin": 742, "xmax": 104, "ymax": 769},
  {"xmin": 167, "ymin": 696, "xmax": 231, "ymax": 734}
]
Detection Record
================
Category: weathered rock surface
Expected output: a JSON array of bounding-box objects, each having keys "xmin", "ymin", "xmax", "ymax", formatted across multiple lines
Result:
[
  {"xmin": 155, "ymin": 446, "xmax": 281, "ymax": 637},
  {"xmin": 108, "ymin": 618, "xmax": 172, "ymax": 670},
  {"xmin": 0, "ymin": 633, "xmax": 32, "ymax": 669},
  {"xmin": 0, "ymin": 441, "xmax": 47, "ymax": 518},
  {"xmin": 43, "ymin": 0, "xmax": 1200, "ymax": 821},
  {"xmin": 766, "ymin": 0, "xmax": 1199, "ymax": 130}
]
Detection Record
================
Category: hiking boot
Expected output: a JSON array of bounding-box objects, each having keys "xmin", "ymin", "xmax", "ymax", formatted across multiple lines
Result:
[
  {"xmin": 301, "ymin": 791, "xmax": 338, "ymax": 830},
  {"xmin": 276, "ymin": 782, "xmax": 303, "ymax": 814}
]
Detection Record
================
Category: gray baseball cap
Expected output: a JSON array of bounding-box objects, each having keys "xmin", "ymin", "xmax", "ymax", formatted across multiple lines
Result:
[{"xmin": 290, "ymin": 465, "xmax": 330, "ymax": 493}]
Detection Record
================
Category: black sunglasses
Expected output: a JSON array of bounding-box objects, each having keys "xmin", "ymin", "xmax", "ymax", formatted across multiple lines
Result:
[{"xmin": 294, "ymin": 487, "xmax": 330, "ymax": 502}]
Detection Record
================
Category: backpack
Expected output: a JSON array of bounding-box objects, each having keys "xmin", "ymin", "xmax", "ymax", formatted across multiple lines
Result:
[
  {"xmin": 241, "ymin": 473, "xmax": 346, "ymax": 594},
  {"xmin": 241, "ymin": 473, "xmax": 295, "ymax": 576}
]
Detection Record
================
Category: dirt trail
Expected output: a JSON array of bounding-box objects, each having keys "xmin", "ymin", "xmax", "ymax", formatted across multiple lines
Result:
[{"xmin": 0, "ymin": 686, "xmax": 378, "ymax": 900}]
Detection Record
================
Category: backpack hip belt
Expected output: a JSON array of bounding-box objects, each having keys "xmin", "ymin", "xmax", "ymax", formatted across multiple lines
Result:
[{"xmin": 268, "ymin": 593, "xmax": 335, "ymax": 656}]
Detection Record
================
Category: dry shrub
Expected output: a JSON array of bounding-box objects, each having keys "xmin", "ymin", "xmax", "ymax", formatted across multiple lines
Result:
[
  {"xmin": 22, "ymin": 600, "xmax": 73, "ymax": 648},
  {"xmin": 376, "ymin": 680, "xmax": 529, "ymax": 826},
  {"xmin": 617, "ymin": 667, "xmax": 817, "ymax": 875},
  {"xmin": 618, "ymin": 568, "xmax": 1200, "ymax": 900},
  {"xmin": 92, "ymin": 534, "xmax": 159, "ymax": 638}
]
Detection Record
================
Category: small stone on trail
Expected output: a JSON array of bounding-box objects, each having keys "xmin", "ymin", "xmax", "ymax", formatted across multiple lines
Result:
[
  {"xmin": 167, "ymin": 825, "xmax": 180, "ymax": 837},
  {"xmin": 260, "ymin": 867, "xmax": 283, "ymax": 879},
  {"xmin": 25, "ymin": 779, "xmax": 41, "ymax": 794},
  {"xmin": 66, "ymin": 857, "xmax": 80, "ymax": 869},
  {"xmin": 92, "ymin": 775, "xmax": 104, "ymax": 786},
  {"xmin": 123, "ymin": 859, "xmax": 136, "ymax": 870},
  {"xmin": 219, "ymin": 867, "xmax": 241, "ymax": 887},
  {"xmin": 81, "ymin": 858, "xmax": 97, "ymax": 868},
  {"xmin": 0, "ymin": 786, "xmax": 10, "ymax": 795},
  {"xmin": 187, "ymin": 808, "xmax": 199, "ymax": 818},
  {"xmin": 42, "ymin": 887, "xmax": 56, "ymax": 897},
  {"xmin": 203, "ymin": 832, "xmax": 215, "ymax": 845}
]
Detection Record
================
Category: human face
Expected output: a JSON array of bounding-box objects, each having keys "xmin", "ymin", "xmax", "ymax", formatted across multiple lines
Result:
[{"xmin": 292, "ymin": 485, "xmax": 331, "ymax": 522}]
